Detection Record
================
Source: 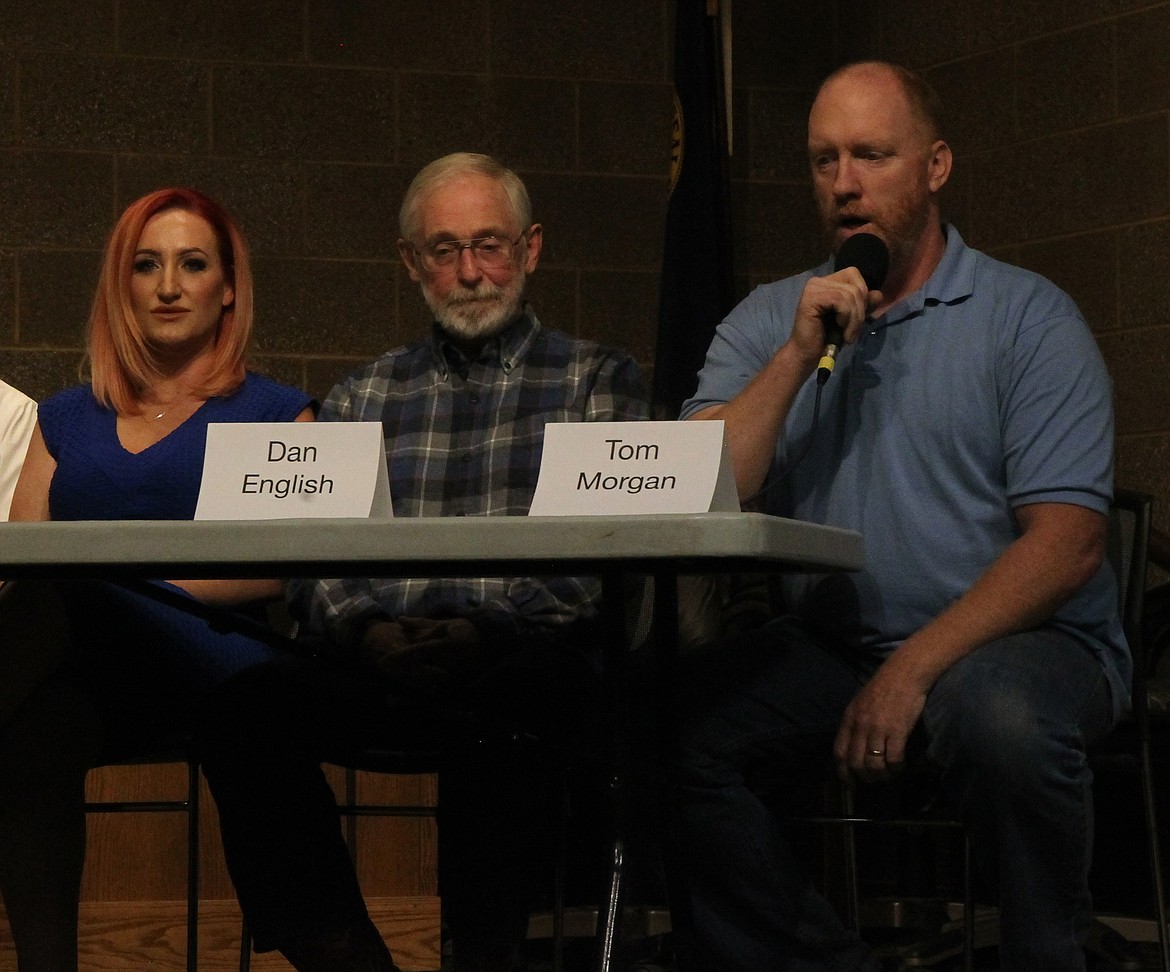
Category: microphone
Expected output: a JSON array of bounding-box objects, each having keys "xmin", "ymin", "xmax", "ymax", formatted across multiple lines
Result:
[{"xmin": 816, "ymin": 232, "xmax": 890, "ymax": 385}]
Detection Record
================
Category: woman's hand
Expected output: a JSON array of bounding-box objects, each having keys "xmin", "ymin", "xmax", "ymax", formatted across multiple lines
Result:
[{"xmin": 167, "ymin": 578, "xmax": 285, "ymax": 607}]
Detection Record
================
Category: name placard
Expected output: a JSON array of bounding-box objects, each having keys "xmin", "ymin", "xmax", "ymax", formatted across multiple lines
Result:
[
  {"xmin": 528, "ymin": 420, "xmax": 738, "ymax": 516},
  {"xmin": 194, "ymin": 422, "xmax": 392, "ymax": 520}
]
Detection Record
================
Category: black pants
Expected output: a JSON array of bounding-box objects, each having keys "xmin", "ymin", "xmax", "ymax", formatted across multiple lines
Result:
[
  {"xmin": 0, "ymin": 580, "xmax": 287, "ymax": 972},
  {"xmin": 197, "ymin": 629, "xmax": 603, "ymax": 964}
]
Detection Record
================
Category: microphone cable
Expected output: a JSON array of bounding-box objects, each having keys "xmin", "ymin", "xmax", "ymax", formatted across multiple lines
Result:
[
  {"xmin": 739, "ymin": 233, "xmax": 888, "ymax": 509},
  {"xmin": 739, "ymin": 378, "xmax": 823, "ymax": 509}
]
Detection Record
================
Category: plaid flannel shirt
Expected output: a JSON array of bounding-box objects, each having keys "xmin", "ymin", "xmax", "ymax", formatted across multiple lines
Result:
[{"xmin": 287, "ymin": 306, "xmax": 649, "ymax": 647}]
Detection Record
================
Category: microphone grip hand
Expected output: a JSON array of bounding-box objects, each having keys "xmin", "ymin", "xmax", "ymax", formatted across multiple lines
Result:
[{"xmin": 815, "ymin": 233, "xmax": 890, "ymax": 386}]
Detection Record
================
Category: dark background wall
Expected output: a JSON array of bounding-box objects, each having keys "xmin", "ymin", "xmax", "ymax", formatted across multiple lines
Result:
[{"xmin": 2, "ymin": 0, "xmax": 1167, "ymax": 529}]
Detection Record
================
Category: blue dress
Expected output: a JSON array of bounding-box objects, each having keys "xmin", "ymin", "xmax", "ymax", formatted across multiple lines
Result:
[
  {"xmin": 36, "ymin": 373, "xmax": 314, "ymax": 721},
  {"xmin": 41, "ymin": 372, "xmax": 311, "ymax": 521}
]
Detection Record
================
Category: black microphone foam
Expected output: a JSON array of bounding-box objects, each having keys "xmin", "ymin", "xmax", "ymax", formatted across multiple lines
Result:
[
  {"xmin": 817, "ymin": 232, "xmax": 890, "ymax": 384},
  {"xmin": 834, "ymin": 231, "xmax": 889, "ymax": 291}
]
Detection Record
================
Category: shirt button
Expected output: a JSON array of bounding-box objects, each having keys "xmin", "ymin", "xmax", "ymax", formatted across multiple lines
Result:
[{"xmin": 469, "ymin": 394, "xmax": 480, "ymax": 404}]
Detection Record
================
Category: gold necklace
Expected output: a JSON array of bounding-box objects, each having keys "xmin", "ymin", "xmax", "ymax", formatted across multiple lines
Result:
[{"xmin": 141, "ymin": 399, "xmax": 185, "ymax": 423}]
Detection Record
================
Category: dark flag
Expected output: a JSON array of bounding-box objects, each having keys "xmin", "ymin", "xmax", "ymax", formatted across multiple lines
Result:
[{"xmin": 652, "ymin": 0, "xmax": 735, "ymax": 419}]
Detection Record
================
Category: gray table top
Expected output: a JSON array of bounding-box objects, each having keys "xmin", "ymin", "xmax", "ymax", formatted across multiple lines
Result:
[{"xmin": 0, "ymin": 512, "xmax": 863, "ymax": 579}]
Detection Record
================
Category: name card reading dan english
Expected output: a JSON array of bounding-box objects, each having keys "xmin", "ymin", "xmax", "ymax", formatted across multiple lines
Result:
[
  {"xmin": 194, "ymin": 422, "xmax": 392, "ymax": 520},
  {"xmin": 528, "ymin": 420, "xmax": 739, "ymax": 516}
]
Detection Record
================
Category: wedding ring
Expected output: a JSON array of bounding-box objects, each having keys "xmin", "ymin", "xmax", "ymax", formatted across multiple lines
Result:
[{"xmin": 869, "ymin": 749, "xmax": 885, "ymax": 756}]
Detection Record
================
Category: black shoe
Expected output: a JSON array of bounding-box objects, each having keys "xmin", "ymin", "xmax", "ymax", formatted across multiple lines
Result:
[{"xmin": 280, "ymin": 917, "xmax": 401, "ymax": 972}]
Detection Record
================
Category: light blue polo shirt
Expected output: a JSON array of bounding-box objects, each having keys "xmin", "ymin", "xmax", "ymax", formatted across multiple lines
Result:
[{"xmin": 683, "ymin": 225, "xmax": 1129, "ymax": 713}]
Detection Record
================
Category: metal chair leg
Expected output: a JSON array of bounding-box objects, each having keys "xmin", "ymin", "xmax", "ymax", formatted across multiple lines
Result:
[
  {"xmin": 85, "ymin": 752, "xmax": 201, "ymax": 972},
  {"xmin": 1141, "ymin": 736, "xmax": 1170, "ymax": 972},
  {"xmin": 841, "ymin": 784, "xmax": 861, "ymax": 935},
  {"xmin": 552, "ymin": 769, "xmax": 568, "ymax": 972},
  {"xmin": 239, "ymin": 918, "xmax": 253, "ymax": 971},
  {"xmin": 961, "ymin": 833, "xmax": 974, "ymax": 972},
  {"xmin": 593, "ymin": 571, "xmax": 629, "ymax": 972},
  {"xmin": 186, "ymin": 758, "xmax": 200, "ymax": 972}
]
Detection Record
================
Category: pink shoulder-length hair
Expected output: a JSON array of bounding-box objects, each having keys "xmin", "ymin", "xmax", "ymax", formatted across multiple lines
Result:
[{"xmin": 87, "ymin": 187, "xmax": 254, "ymax": 413}]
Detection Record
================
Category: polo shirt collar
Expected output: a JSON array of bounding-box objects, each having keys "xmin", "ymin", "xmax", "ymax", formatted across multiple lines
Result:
[{"xmin": 871, "ymin": 223, "xmax": 976, "ymax": 330}]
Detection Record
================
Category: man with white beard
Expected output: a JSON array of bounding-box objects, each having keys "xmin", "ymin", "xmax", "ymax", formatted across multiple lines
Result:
[{"xmin": 197, "ymin": 153, "xmax": 648, "ymax": 972}]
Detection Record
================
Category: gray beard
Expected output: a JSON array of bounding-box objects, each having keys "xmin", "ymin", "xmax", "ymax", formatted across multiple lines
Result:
[{"xmin": 424, "ymin": 277, "xmax": 525, "ymax": 343}]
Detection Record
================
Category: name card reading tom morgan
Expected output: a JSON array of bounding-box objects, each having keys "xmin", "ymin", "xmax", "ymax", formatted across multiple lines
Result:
[
  {"xmin": 528, "ymin": 420, "xmax": 738, "ymax": 516},
  {"xmin": 194, "ymin": 422, "xmax": 392, "ymax": 520}
]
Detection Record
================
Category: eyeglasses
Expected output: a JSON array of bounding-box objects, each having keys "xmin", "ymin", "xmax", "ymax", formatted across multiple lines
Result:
[{"xmin": 411, "ymin": 233, "xmax": 526, "ymax": 272}]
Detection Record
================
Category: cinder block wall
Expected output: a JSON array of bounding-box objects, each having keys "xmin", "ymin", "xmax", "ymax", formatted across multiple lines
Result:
[
  {"xmin": 0, "ymin": 0, "xmax": 675, "ymax": 403},
  {"xmin": 718, "ymin": 1, "xmax": 1170, "ymax": 534},
  {"xmin": 2, "ymin": 0, "xmax": 1168, "ymax": 529},
  {"xmin": 839, "ymin": 3, "xmax": 1170, "ymax": 533}
]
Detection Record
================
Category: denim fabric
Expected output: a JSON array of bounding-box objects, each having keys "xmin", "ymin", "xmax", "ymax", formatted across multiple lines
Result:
[
  {"xmin": 667, "ymin": 618, "xmax": 1113, "ymax": 972},
  {"xmin": 923, "ymin": 629, "xmax": 1113, "ymax": 970}
]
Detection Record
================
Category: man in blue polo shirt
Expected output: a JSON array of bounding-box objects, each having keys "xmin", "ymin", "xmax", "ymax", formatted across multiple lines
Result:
[{"xmin": 669, "ymin": 61, "xmax": 1124, "ymax": 972}]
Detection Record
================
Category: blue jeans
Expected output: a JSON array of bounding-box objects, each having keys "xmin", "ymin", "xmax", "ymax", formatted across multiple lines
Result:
[{"xmin": 666, "ymin": 618, "xmax": 1114, "ymax": 972}]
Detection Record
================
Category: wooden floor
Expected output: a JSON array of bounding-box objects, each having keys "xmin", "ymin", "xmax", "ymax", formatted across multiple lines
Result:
[
  {"xmin": 2, "ymin": 903, "xmax": 1167, "ymax": 971},
  {"xmin": 1, "ymin": 758, "xmax": 1164, "ymax": 971},
  {"xmin": 0, "ymin": 759, "xmax": 442, "ymax": 970},
  {"xmin": 0, "ymin": 898, "xmax": 439, "ymax": 972},
  {"xmin": 0, "ymin": 897, "xmax": 441, "ymax": 971}
]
